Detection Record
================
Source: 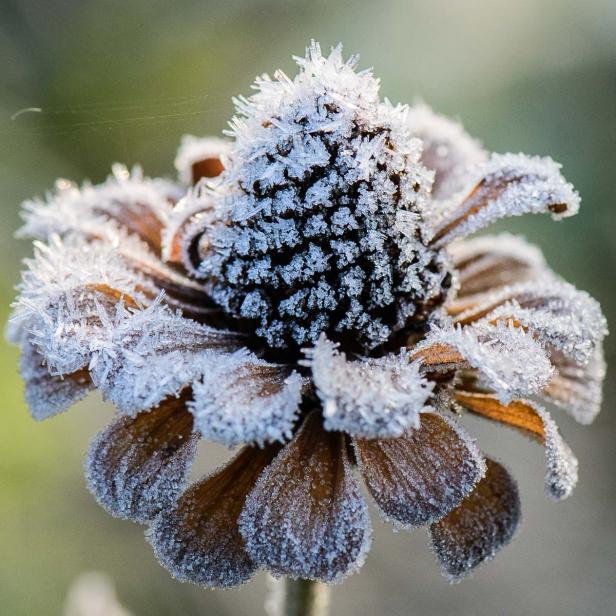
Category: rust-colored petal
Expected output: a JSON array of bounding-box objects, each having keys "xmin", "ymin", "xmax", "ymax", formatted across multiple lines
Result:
[
  {"xmin": 354, "ymin": 413, "xmax": 485, "ymax": 528},
  {"xmin": 20, "ymin": 340, "xmax": 92, "ymax": 420},
  {"xmin": 174, "ymin": 136, "xmax": 230, "ymax": 185},
  {"xmin": 430, "ymin": 458, "xmax": 520, "ymax": 580},
  {"xmin": 85, "ymin": 393, "xmax": 197, "ymax": 523},
  {"xmin": 454, "ymin": 391, "xmax": 578, "ymax": 499},
  {"xmin": 238, "ymin": 412, "xmax": 371, "ymax": 583},
  {"xmin": 148, "ymin": 444, "xmax": 279, "ymax": 588}
]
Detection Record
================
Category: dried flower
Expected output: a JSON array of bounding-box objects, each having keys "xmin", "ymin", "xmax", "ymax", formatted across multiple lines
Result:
[{"xmin": 8, "ymin": 42, "xmax": 607, "ymax": 587}]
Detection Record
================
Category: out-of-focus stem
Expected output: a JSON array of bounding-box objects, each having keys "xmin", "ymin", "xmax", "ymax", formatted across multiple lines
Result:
[{"xmin": 265, "ymin": 576, "xmax": 330, "ymax": 616}]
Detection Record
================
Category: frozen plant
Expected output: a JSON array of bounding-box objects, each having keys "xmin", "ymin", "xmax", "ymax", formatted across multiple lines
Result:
[{"xmin": 8, "ymin": 41, "xmax": 607, "ymax": 614}]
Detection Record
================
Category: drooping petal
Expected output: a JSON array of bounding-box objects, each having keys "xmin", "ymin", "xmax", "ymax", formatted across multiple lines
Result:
[
  {"xmin": 415, "ymin": 321, "xmax": 553, "ymax": 403},
  {"xmin": 430, "ymin": 153, "xmax": 580, "ymax": 248},
  {"xmin": 447, "ymin": 233, "xmax": 548, "ymax": 305},
  {"xmin": 406, "ymin": 103, "xmax": 487, "ymax": 200},
  {"xmin": 354, "ymin": 413, "xmax": 485, "ymax": 528},
  {"xmin": 20, "ymin": 339, "xmax": 92, "ymax": 420},
  {"xmin": 452, "ymin": 280, "xmax": 607, "ymax": 366},
  {"xmin": 239, "ymin": 412, "xmax": 372, "ymax": 583},
  {"xmin": 175, "ymin": 135, "xmax": 230, "ymax": 184},
  {"xmin": 85, "ymin": 394, "xmax": 197, "ymax": 523},
  {"xmin": 454, "ymin": 391, "xmax": 578, "ymax": 499},
  {"xmin": 18, "ymin": 165, "xmax": 179, "ymax": 254},
  {"xmin": 541, "ymin": 346, "xmax": 606, "ymax": 424},
  {"xmin": 430, "ymin": 458, "xmax": 520, "ymax": 580},
  {"xmin": 189, "ymin": 348, "xmax": 304, "ymax": 447},
  {"xmin": 89, "ymin": 299, "xmax": 241, "ymax": 415},
  {"xmin": 305, "ymin": 334, "xmax": 434, "ymax": 438},
  {"xmin": 147, "ymin": 445, "xmax": 279, "ymax": 588}
]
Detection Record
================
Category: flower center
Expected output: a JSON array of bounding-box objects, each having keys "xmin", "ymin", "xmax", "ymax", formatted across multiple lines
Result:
[{"xmin": 202, "ymin": 44, "xmax": 450, "ymax": 356}]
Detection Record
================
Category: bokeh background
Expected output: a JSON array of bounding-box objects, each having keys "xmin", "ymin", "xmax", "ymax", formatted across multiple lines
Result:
[{"xmin": 1, "ymin": 1, "xmax": 615, "ymax": 614}]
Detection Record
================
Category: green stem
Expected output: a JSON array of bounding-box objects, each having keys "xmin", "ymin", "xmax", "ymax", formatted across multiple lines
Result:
[{"xmin": 266, "ymin": 577, "xmax": 330, "ymax": 616}]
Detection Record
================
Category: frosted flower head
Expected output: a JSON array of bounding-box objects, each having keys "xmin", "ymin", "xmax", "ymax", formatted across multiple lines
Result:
[{"xmin": 8, "ymin": 42, "xmax": 607, "ymax": 588}]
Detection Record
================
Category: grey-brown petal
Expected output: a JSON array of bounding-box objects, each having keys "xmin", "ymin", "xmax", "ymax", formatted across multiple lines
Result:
[
  {"xmin": 85, "ymin": 393, "xmax": 197, "ymax": 523},
  {"xmin": 354, "ymin": 413, "xmax": 485, "ymax": 528},
  {"xmin": 147, "ymin": 444, "xmax": 279, "ymax": 588},
  {"xmin": 430, "ymin": 458, "xmax": 520, "ymax": 580},
  {"xmin": 239, "ymin": 412, "xmax": 372, "ymax": 583}
]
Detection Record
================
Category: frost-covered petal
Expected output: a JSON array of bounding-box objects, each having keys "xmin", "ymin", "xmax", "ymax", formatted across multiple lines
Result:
[
  {"xmin": 430, "ymin": 458, "xmax": 520, "ymax": 580},
  {"xmin": 447, "ymin": 234, "xmax": 548, "ymax": 304},
  {"xmin": 406, "ymin": 103, "xmax": 487, "ymax": 200},
  {"xmin": 85, "ymin": 394, "xmax": 197, "ymax": 523},
  {"xmin": 453, "ymin": 280, "xmax": 607, "ymax": 366},
  {"xmin": 415, "ymin": 321, "xmax": 553, "ymax": 403},
  {"xmin": 542, "ymin": 346, "xmax": 606, "ymax": 424},
  {"xmin": 239, "ymin": 412, "xmax": 371, "ymax": 583},
  {"xmin": 89, "ymin": 300, "xmax": 241, "ymax": 415},
  {"xmin": 305, "ymin": 334, "xmax": 434, "ymax": 438},
  {"xmin": 148, "ymin": 445, "xmax": 279, "ymax": 588},
  {"xmin": 20, "ymin": 339, "xmax": 92, "ymax": 420},
  {"xmin": 430, "ymin": 153, "xmax": 580, "ymax": 248},
  {"xmin": 354, "ymin": 413, "xmax": 485, "ymax": 528},
  {"xmin": 454, "ymin": 391, "xmax": 578, "ymax": 500},
  {"xmin": 189, "ymin": 348, "xmax": 304, "ymax": 447},
  {"xmin": 18, "ymin": 165, "xmax": 179, "ymax": 254},
  {"xmin": 175, "ymin": 135, "xmax": 230, "ymax": 184}
]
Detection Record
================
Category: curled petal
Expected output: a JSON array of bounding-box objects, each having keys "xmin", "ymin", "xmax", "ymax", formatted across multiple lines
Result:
[
  {"xmin": 305, "ymin": 334, "xmax": 434, "ymax": 438},
  {"xmin": 430, "ymin": 459, "xmax": 520, "ymax": 580},
  {"xmin": 407, "ymin": 103, "xmax": 487, "ymax": 200},
  {"xmin": 354, "ymin": 413, "xmax": 486, "ymax": 528},
  {"xmin": 430, "ymin": 153, "xmax": 580, "ymax": 248},
  {"xmin": 415, "ymin": 321, "xmax": 553, "ymax": 403},
  {"xmin": 85, "ymin": 394, "xmax": 197, "ymax": 523},
  {"xmin": 90, "ymin": 300, "xmax": 241, "ymax": 415},
  {"xmin": 447, "ymin": 233, "xmax": 548, "ymax": 305},
  {"xmin": 454, "ymin": 391, "xmax": 578, "ymax": 499},
  {"xmin": 239, "ymin": 412, "xmax": 372, "ymax": 583},
  {"xmin": 452, "ymin": 280, "xmax": 607, "ymax": 366},
  {"xmin": 175, "ymin": 135, "xmax": 230, "ymax": 184},
  {"xmin": 148, "ymin": 445, "xmax": 279, "ymax": 588},
  {"xmin": 189, "ymin": 348, "xmax": 304, "ymax": 447},
  {"xmin": 542, "ymin": 346, "xmax": 606, "ymax": 424},
  {"xmin": 20, "ymin": 339, "xmax": 92, "ymax": 420}
]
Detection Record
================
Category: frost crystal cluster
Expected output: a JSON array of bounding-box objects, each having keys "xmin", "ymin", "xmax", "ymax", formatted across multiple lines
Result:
[
  {"xmin": 8, "ymin": 41, "xmax": 608, "ymax": 592},
  {"xmin": 202, "ymin": 45, "xmax": 446, "ymax": 352}
]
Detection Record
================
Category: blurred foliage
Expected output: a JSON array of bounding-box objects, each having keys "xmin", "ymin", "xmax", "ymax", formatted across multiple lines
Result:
[{"xmin": 1, "ymin": 1, "xmax": 615, "ymax": 614}]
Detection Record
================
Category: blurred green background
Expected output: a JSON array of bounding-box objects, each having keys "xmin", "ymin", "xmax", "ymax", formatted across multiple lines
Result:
[{"xmin": 1, "ymin": 1, "xmax": 615, "ymax": 614}]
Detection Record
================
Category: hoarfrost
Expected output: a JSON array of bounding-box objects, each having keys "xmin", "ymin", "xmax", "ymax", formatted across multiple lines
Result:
[
  {"xmin": 148, "ymin": 446, "xmax": 278, "ymax": 587},
  {"xmin": 189, "ymin": 348, "xmax": 304, "ymax": 447},
  {"xmin": 239, "ymin": 413, "xmax": 372, "ymax": 583},
  {"xmin": 85, "ymin": 397, "xmax": 197, "ymax": 523},
  {"xmin": 174, "ymin": 135, "xmax": 230, "ymax": 184},
  {"xmin": 305, "ymin": 334, "xmax": 434, "ymax": 438},
  {"xmin": 418, "ymin": 321, "xmax": 553, "ymax": 403},
  {"xmin": 354, "ymin": 412, "xmax": 486, "ymax": 528},
  {"xmin": 430, "ymin": 458, "xmax": 520, "ymax": 580},
  {"xmin": 430, "ymin": 153, "xmax": 581, "ymax": 247}
]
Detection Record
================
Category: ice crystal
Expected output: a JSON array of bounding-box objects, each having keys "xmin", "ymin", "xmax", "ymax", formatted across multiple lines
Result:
[
  {"xmin": 305, "ymin": 334, "xmax": 433, "ymax": 438},
  {"xmin": 431, "ymin": 153, "xmax": 581, "ymax": 247},
  {"xmin": 354, "ymin": 413, "xmax": 486, "ymax": 528},
  {"xmin": 189, "ymin": 348, "xmax": 304, "ymax": 447},
  {"xmin": 239, "ymin": 413, "xmax": 371, "ymax": 583},
  {"xmin": 418, "ymin": 321, "xmax": 553, "ymax": 403},
  {"xmin": 406, "ymin": 102, "xmax": 487, "ymax": 200},
  {"xmin": 202, "ymin": 42, "xmax": 447, "ymax": 353}
]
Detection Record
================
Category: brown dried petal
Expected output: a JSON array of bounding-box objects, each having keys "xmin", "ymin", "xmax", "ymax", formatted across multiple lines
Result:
[
  {"xmin": 354, "ymin": 413, "xmax": 485, "ymax": 528},
  {"xmin": 430, "ymin": 458, "xmax": 521, "ymax": 580}
]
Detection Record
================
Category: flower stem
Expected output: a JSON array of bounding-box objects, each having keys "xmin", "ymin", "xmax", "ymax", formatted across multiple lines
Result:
[{"xmin": 266, "ymin": 576, "xmax": 330, "ymax": 616}]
